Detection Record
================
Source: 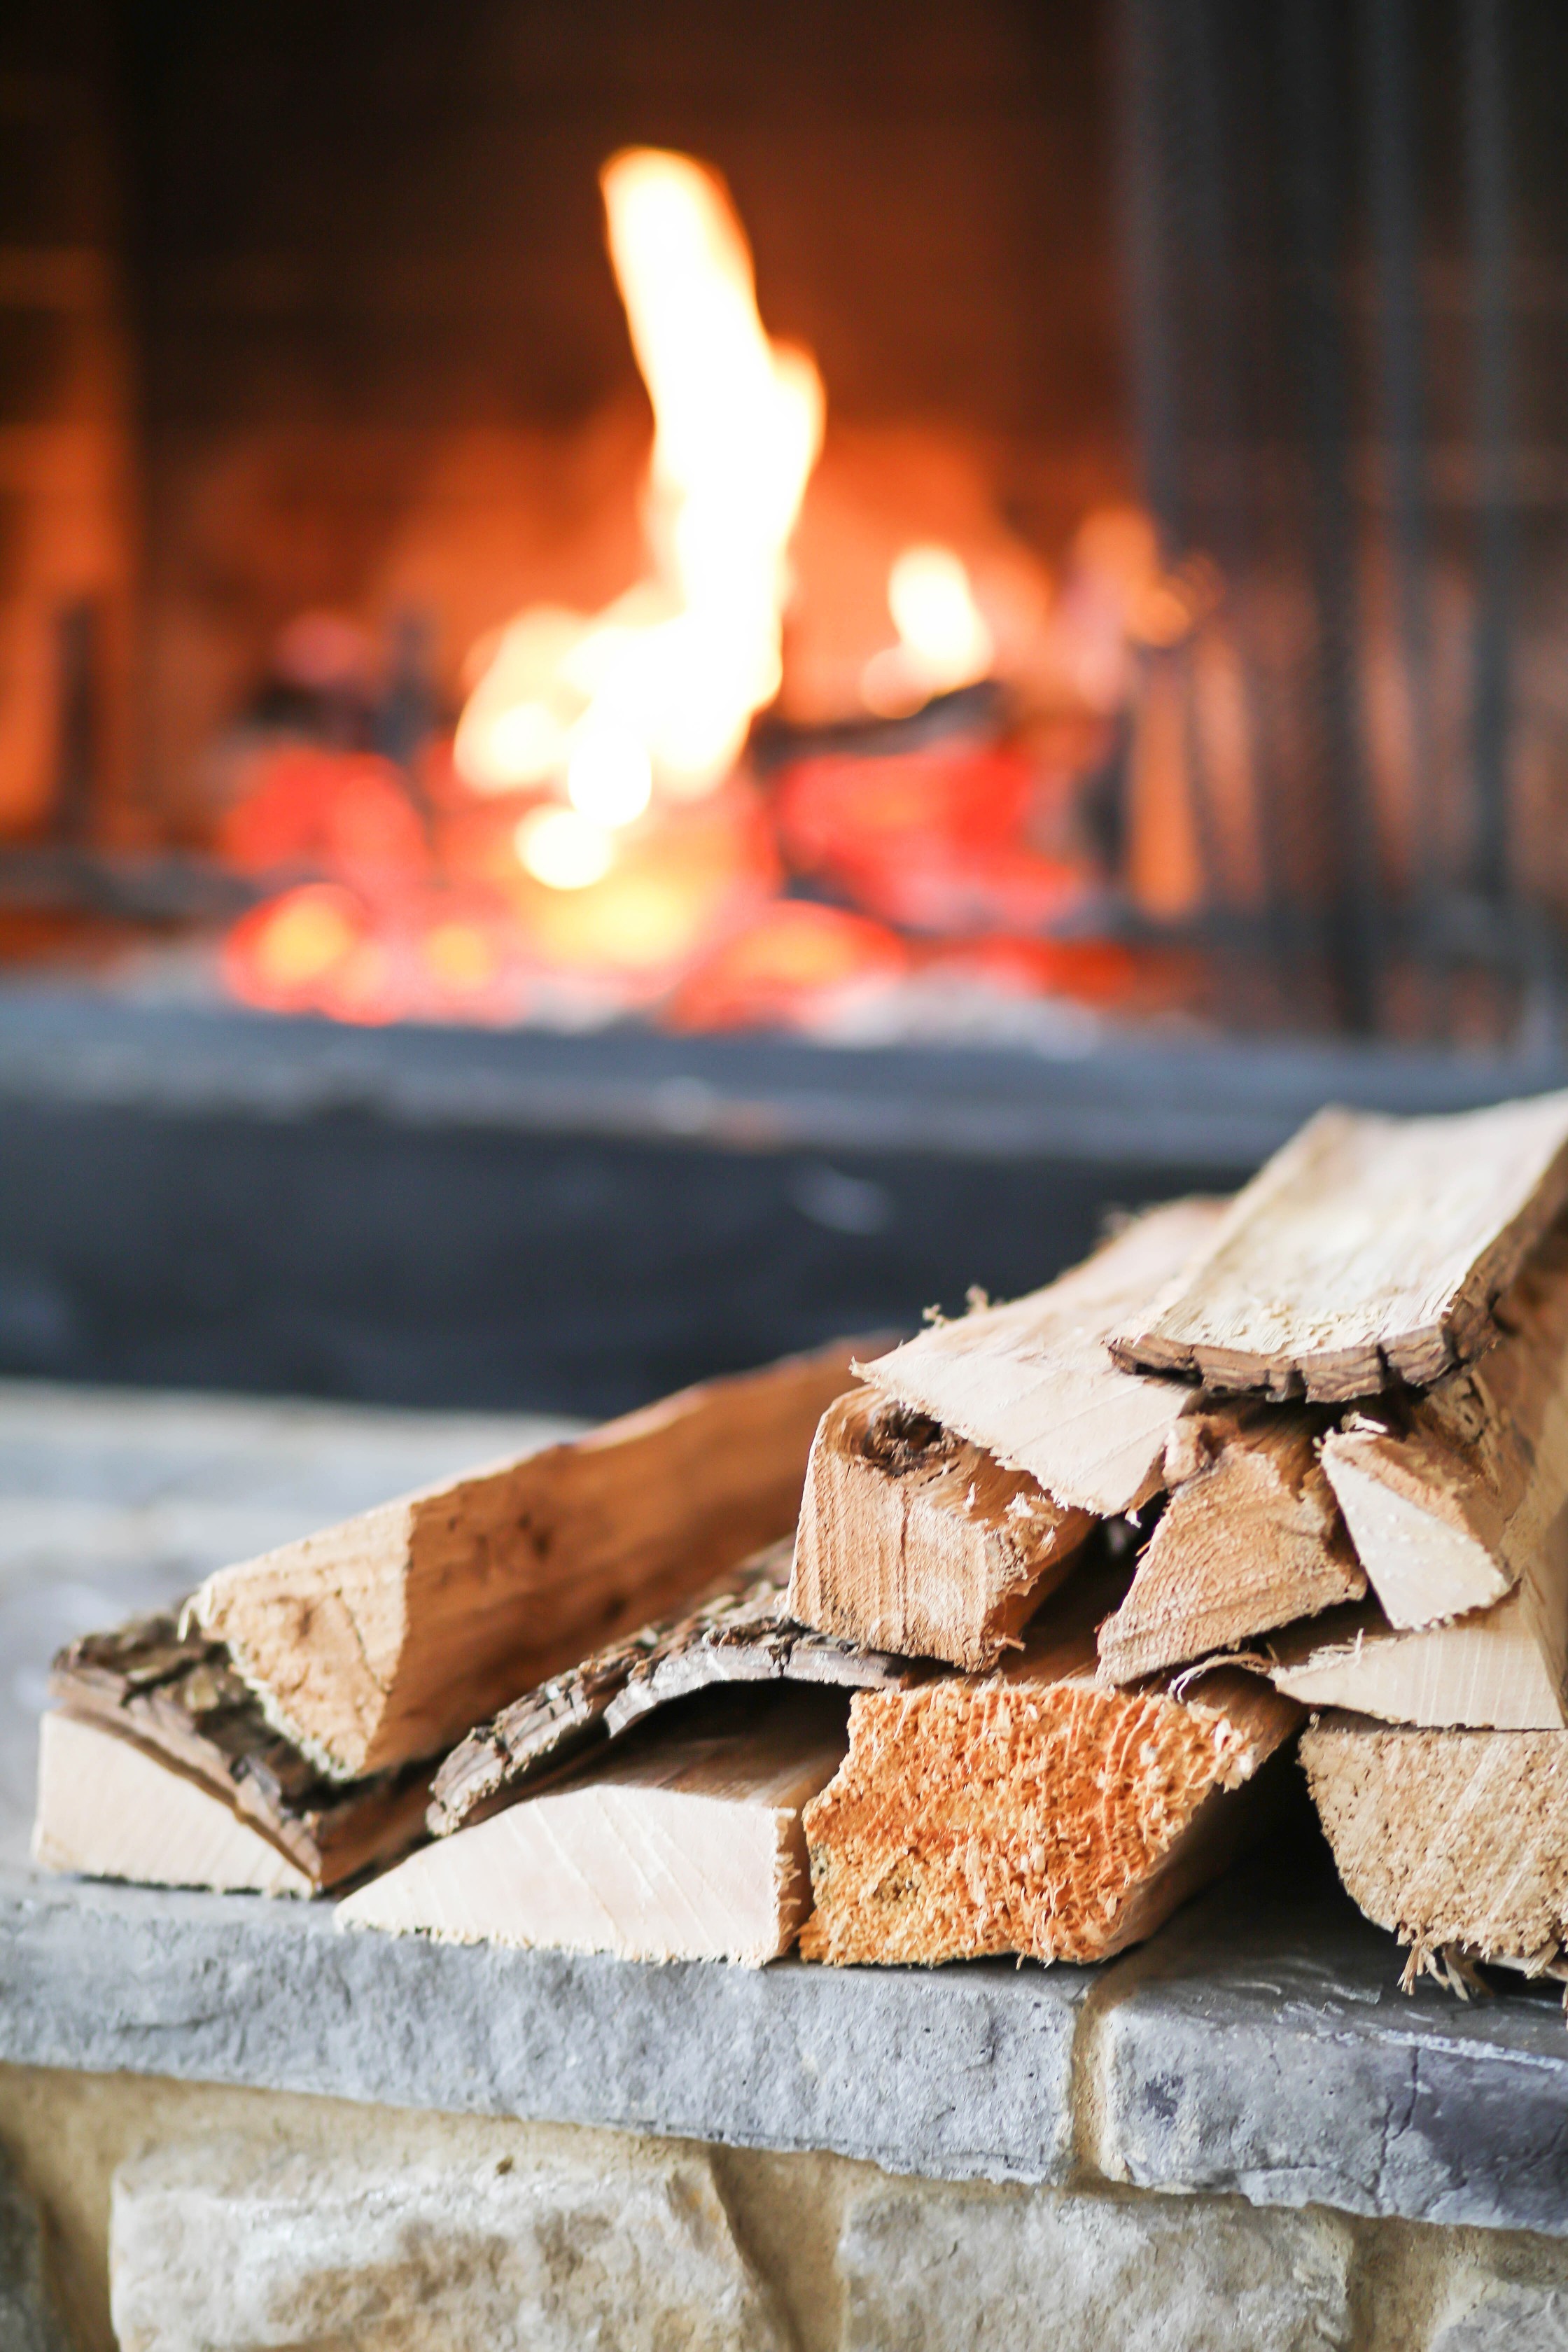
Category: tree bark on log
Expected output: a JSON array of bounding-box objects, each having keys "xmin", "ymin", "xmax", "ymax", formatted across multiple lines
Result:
[
  {"xmin": 429, "ymin": 1539, "xmax": 914, "ymax": 1835},
  {"xmin": 43, "ymin": 1614, "xmax": 429, "ymax": 1890}
]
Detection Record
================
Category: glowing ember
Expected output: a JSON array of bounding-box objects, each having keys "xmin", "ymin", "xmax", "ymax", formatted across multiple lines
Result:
[{"xmin": 455, "ymin": 149, "xmax": 825, "ymax": 836}]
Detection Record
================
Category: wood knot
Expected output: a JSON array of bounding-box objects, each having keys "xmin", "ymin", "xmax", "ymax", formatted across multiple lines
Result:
[{"xmin": 859, "ymin": 1399, "xmax": 958, "ymax": 1476}]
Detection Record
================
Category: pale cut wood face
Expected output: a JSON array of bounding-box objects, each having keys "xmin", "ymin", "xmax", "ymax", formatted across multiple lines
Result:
[
  {"xmin": 1303, "ymin": 1716, "xmax": 1568, "ymax": 1976},
  {"xmin": 32, "ymin": 1712, "xmax": 314, "ymax": 1898},
  {"xmin": 1096, "ymin": 1403, "xmax": 1364, "ymax": 1686},
  {"xmin": 1112, "ymin": 1091, "xmax": 1568, "ymax": 1402},
  {"xmin": 340, "ymin": 1688, "xmax": 849, "ymax": 1967}
]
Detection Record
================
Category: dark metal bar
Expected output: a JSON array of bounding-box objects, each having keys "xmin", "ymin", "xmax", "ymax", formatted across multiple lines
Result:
[
  {"xmin": 1462, "ymin": 0, "xmax": 1516, "ymax": 912},
  {"xmin": 1276, "ymin": 0, "xmax": 1383, "ymax": 1031},
  {"xmin": 52, "ymin": 600, "xmax": 99, "ymax": 846},
  {"xmin": 1362, "ymin": 0, "xmax": 1443, "ymax": 951},
  {"xmin": 1177, "ymin": 0, "xmax": 1294, "ymax": 953},
  {"xmin": 1116, "ymin": 0, "xmax": 1184, "ymax": 561}
]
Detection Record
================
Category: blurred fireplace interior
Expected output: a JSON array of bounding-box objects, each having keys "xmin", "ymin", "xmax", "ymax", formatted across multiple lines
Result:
[{"xmin": 8, "ymin": 0, "xmax": 1568, "ymax": 1044}]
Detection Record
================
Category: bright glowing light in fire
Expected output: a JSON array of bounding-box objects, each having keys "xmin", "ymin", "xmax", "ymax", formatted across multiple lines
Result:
[
  {"xmin": 861, "ymin": 544, "xmax": 995, "ymax": 717},
  {"xmin": 514, "ymin": 805, "xmax": 615, "ymax": 890},
  {"xmin": 455, "ymin": 148, "xmax": 825, "ymax": 867},
  {"xmin": 566, "ymin": 722, "xmax": 654, "ymax": 826}
]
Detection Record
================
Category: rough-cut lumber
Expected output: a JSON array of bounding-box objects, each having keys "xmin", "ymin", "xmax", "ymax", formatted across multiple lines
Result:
[
  {"xmin": 46, "ymin": 1613, "xmax": 429, "ymax": 1889},
  {"xmin": 1267, "ymin": 1532, "xmax": 1568, "ymax": 1728},
  {"xmin": 798, "ymin": 1573, "xmax": 1301, "ymax": 1966},
  {"xmin": 193, "ymin": 1337, "xmax": 870, "ymax": 1779},
  {"xmin": 32, "ymin": 1712, "xmax": 315, "ymax": 1896},
  {"xmin": 1096, "ymin": 1406, "xmax": 1364, "ymax": 1684},
  {"xmin": 1111, "ymin": 1091, "xmax": 1568, "ymax": 1401},
  {"xmin": 1320, "ymin": 1226, "xmax": 1568, "ymax": 1630},
  {"xmin": 856, "ymin": 1198, "xmax": 1228, "ymax": 1517},
  {"xmin": 1302, "ymin": 1713, "xmax": 1568, "ymax": 1980},
  {"xmin": 341, "ymin": 1691, "xmax": 848, "ymax": 1965},
  {"xmin": 428, "ymin": 1539, "xmax": 913, "ymax": 1835},
  {"xmin": 788, "ymin": 1387, "xmax": 1093, "ymax": 1672}
]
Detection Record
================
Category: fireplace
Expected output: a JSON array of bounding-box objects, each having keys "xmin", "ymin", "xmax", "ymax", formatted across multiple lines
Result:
[{"xmin": 1, "ymin": 0, "xmax": 1564, "ymax": 1412}]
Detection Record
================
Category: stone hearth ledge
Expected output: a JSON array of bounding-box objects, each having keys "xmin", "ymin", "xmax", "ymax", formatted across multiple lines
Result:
[{"xmin": 4, "ymin": 1850, "xmax": 1568, "ymax": 2236}]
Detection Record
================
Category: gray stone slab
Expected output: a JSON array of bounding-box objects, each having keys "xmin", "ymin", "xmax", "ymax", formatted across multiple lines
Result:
[
  {"xmin": 0, "ymin": 1868, "xmax": 1087, "ymax": 2187},
  {"xmin": 1092, "ymin": 1851, "xmax": 1568, "ymax": 2236}
]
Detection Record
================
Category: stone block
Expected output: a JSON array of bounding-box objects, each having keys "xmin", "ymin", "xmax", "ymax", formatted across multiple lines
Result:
[
  {"xmin": 109, "ymin": 2132, "xmax": 787, "ymax": 2352},
  {"xmin": 836, "ymin": 2178, "xmax": 1354, "ymax": 2351},
  {"xmin": 0, "ymin": 2146, "xmax": 69, "ymax": 2352}
]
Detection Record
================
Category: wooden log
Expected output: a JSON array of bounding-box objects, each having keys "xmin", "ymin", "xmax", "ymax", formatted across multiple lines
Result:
[
  {"xmin": 193, "ymin": 1337, "xmax": 871, "ymax": 1779},
  {"xmin": 45, "ymin": 1614, "xmax": 430, "ymax": 1889},
  {"xmin": 1111, "ymin": 1092, "xmax": 1568, "ymax": 1401},
  {"xmin": 798, "ymin": 1573, "xmax": 1302, "ymax": 1966},
  {"xmin": 855, "ymin": 1198, "xmax": 1228, "ymax": 1518},
  {"xmin": 787, "ymin": 1387, "xmax": 1093, "ymax": 1672},
  {"xmin": 32, "ymin": 1713, "xmax": 316, "ymax": 1897},
  {"xmin": 340, "ymin": 1690, "xmax": 848, "ymax": 1966},
  {"xmin": 1301, "ymin": 1713, "xmax": 1568, "ymax": 1981},
  {"xmin": 1319, "ymin": 1226, "xmax": 1568, "ymax": 1630},
  {"xmin": 428, "ymin": 1538, "xmax": 914, "ymax": 1834},
  {"xmin": 1096, "ymin": 1406, "xmax": 1364, "ymax": 1684},
  {"xmin": 1267, "ymin": 1564, "xmax": 1568, "ymax": 1729}
]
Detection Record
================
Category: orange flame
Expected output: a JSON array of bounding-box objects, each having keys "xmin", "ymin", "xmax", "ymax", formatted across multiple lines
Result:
[{"xmin": 455, "ymin": 150, "xmax": 825, "ymax": 881}]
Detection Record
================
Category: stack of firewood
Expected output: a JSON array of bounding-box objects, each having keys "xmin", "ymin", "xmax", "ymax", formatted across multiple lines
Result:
[{"xmin": 32, "ymin": 1088, "xmax": 1568, "ymax": 1994}]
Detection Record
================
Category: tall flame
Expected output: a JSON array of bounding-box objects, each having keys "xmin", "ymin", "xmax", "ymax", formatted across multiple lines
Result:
[{"xmin": 456, "ymin": 150, "xmax": 825, "ymax": 869}]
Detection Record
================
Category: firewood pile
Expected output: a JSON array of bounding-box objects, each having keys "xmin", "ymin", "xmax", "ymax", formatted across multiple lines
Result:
[{"xmin": 32, "ymin": 1088, "xmax": 1568, "ymax": 1995}]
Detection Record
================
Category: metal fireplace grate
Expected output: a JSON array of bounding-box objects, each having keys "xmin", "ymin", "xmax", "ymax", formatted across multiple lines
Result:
[{"xmin": 1118, "ymin": 0, "xmax": 1566, "ymax": 1041}]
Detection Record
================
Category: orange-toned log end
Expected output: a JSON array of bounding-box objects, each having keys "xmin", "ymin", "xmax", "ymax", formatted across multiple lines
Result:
[{"xmin": 798, "ymin": 1664, "xmax": 1299, "ymax": 1966}]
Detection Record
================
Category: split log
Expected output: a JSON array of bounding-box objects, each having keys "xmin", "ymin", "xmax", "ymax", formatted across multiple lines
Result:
[
  {"xmin": 1301, "ymin": 1713, "xmax": 1568, "ymax": 1981},
  {"xmin": 1111, "ymin": 1091, "xmax": 1568, "ymax": 1401},
  {"xmin": 1096, "ymin": 1406, "xmax": 1364, "ymax": 1684},
  {"xmin": 798, "ymin": 1573, "xmax": 1302, "ymax": 1966},
  {"xmin": 855, "ymin": 1197, "xmax": 1228, "ymax": 1518},
  {"xmin": 340, "ymin": 1690, "xmax": 848, "ymax": 1966},
  {"xmin": 43, "ymin": 1613, "xmax": 429, "ymax": 1889},
  {"xmin": 33, "ymin": 1713, "xmax": 316, "ymax": 1897},
  {"xmin": 787, "ymin": 1387, "xmax": 1093, "ymax": 1672},
  {"xmin": 1267, "ymin": 1564, "xmax": 1568, "ymax": 1729},
  {"xmin": 1319, "ymin": 1226, "xmax": 1568, "ymax": 1630},
  {"xmin": 193, "ymin": 1336, "xmax": 872, "ymax": 1779},
  {"xmin": 428, "ymin": 1538, "xmax": 914, "ymax": 1834}
]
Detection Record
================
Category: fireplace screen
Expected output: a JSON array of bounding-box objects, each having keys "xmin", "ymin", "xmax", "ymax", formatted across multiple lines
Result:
[{"xmin": 1, "ymin": 0, "xmax": 1560, "ymax": 1051}]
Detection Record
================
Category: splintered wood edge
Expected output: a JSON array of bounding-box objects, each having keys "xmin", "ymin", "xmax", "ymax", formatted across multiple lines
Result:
[{"xmin": 1110, "ymin": 1111, "xmax": 1568, "ymax": 1401}]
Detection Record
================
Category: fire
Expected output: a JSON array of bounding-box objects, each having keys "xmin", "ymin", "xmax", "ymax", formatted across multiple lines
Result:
[
  {"xmin": 454, "ymin": 149, "xmax": 825, "ymax": 856},
  {"xmin": 862, "ymin": 544, "xmax": 995, "ymax": 717}
]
